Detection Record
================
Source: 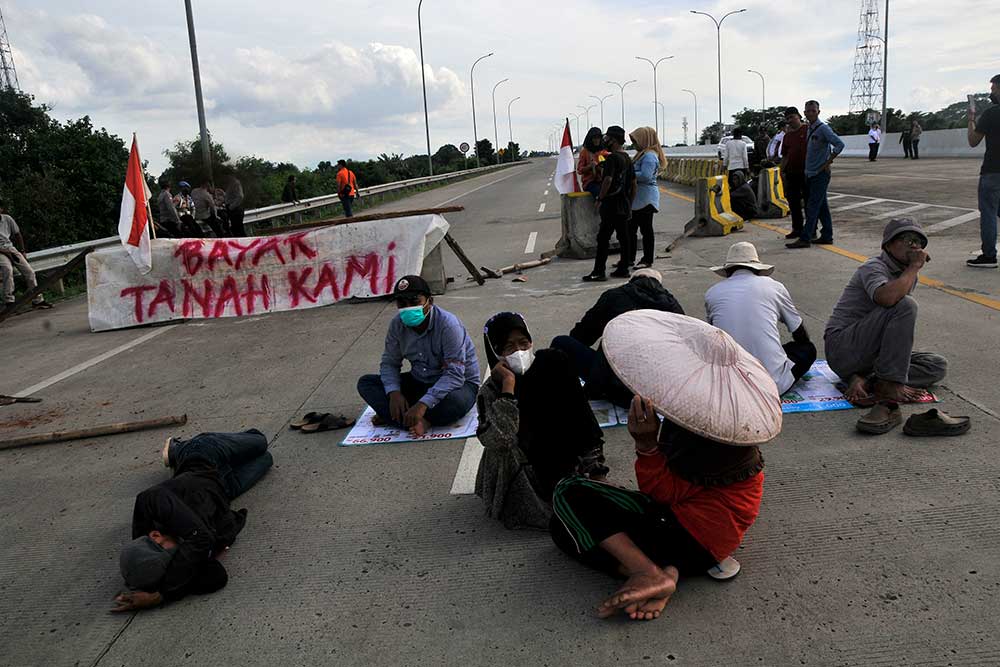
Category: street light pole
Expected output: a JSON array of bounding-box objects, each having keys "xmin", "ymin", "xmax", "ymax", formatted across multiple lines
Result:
[
  {"xmin": 507, "ymin": 96, "xmax": 521, "ymax": 162},
  {"xmin": 748, "ymin": 69, "xmax": 765, "ymax": 129},
  {"xmin": 881, "ymin": 0, "xmax": 888, "ymax": 137},
  {"xmin": 691, "ymin": 8, "xmax": 747, "ymax": 130},
  {"xmin": 470, "ymin": 52, "xmax": 494, "ymax": 169},
  {"xmin": 657, "ymin": 102, "xmax": 667, "ymax": 142},
  {"xmin": 636, "ymin": 56, "xmax": 674, "ymax": 136},
  {"xmin": 570, "ymin": 112, "xmax": 582, "ymax": 146},
  {"xmin": 578, "ymin": 104, "xmax": 596, "ymax": 132},
  {"xmin": 682, "ymin": 88, "xmax": 698, "ymax": 144},
  {"xmin": 589, "ymin": 94, "xmax": 613, "ymax": 128},
  {"xmin": 417, "ymin": 0, "xmax": 433, "ymax": 175},
  {"xmin": 183, "ymin": 0, "xmax": 213, "ymax": 183},
  {"xmin": 607, "ymin": 80, "xmax": 638, "ymax": 129},
  {"xmin": 492, "ymin": 78, "xmax": 509, "ymax": 164}
]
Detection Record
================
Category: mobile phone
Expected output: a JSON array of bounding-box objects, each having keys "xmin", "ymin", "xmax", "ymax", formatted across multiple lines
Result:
[{"xmin": 968, "ymin": 94, "xmax": 977, "ymax": 114}]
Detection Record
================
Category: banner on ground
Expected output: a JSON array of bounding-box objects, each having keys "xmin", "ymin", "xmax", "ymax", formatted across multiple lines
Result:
[{"xmin": 86, "ymin": 214, "xmax": 449, "ymax": 332}]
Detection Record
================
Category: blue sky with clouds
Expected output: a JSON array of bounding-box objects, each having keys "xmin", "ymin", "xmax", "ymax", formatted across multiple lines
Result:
[{"xmin": 7, "ymin": 0, "xmax": 996, "ymax": 173}]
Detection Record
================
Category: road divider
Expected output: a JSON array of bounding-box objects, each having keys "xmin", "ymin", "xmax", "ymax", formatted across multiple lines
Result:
[
  {"xmin": 548, "ymin": 193, "xmax": 619, "ymax": 259},
  {"xmin": 757, "ymin": 167, "xmax": 790, "ymax": 219},
  {"xmin": 684, "ymin": 176, "xmax": 745, "ymax": 237}
]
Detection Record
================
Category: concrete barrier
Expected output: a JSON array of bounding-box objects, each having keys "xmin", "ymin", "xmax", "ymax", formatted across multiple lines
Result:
[
  {"xmin": 757, "ymin": 167, "xmax": 790, "ymax": 219},
  {"xmin": 662, "ymin": 157, "xmax": 724, "ymax": 185},
  {"xmin": 835, "ymin": 127, "xmax": 984, "ymax": 159},
  {"xmin": 420, "ymin": 243, "xmax": 447, "ymax": 295},
  {"xmin": 551, "ymin": 193, "xmax": 619, "ymax": 259},
  {"xmin": 685, "ymin": 175, "xmax": 744, "ymax": 237}
]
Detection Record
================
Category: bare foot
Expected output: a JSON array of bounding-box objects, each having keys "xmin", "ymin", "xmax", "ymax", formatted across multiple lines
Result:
[
  {"xmin": 843, "ymin": 375, "xmax": 871, "ymax": 403},
  {"xmin": 409, "ymin": 417, "xmax": 432, "ymax": 438},
  {"xmin": 899, "ymin": 385, "xmax": 928, "ymax": 401},
  {"xmin": 873, "ymin": 379, "xmax": 924, "ymax": 403},
  {"xmin": 597, "ymin": 565, "xmax": 679, "ymax": 621}
]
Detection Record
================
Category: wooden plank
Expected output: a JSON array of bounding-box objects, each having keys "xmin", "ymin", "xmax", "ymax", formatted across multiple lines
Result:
[
  {"xmin": 0, "ymin": 414, "xmax": 188, "ymax": 451},
  {"xmin": 444, "ymin": 233, "xmax": 486, "ymax": 285},
  {"xmin": 257, "ymin": 206, "xmax": 465, "ymax": 235}
]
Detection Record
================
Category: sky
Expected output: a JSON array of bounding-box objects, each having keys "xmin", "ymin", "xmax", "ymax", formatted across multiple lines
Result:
[{"xmin": 6, "ymin": 0, "xmax": 997, "ymax": 174}]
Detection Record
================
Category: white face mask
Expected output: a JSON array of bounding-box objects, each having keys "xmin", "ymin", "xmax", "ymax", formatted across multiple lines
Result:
[{"xmin": 504, "ymin": 348, "xmax": 535, "ymax": 375}]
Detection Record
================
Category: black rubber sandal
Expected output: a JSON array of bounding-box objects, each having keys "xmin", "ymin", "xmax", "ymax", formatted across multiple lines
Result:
[
  {"xmin": 300, "ymin": 414, "xmax": 356, "ymax": 433},
  {"xmin": 290, "ymin": 412, "xmax": 326, "ymax": 430}
]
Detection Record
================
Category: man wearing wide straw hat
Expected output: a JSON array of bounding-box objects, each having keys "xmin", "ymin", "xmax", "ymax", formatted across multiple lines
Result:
[
  {"xmin": 706, "ymin": 242, "xmax": 816, "ymax": 394},
  {"xmin": 825, "ymin": 218, "xmax": 948, "ymax": 433},
  {"xmin": 550, "ymin": 311, "xmax": 780, "ymax": 621}
]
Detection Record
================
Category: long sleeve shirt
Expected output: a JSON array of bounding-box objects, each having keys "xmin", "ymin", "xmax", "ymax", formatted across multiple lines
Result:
[
  {"xmin": 379, "ymin": 305, "xmax": 480, "ymax": 409},
  {"xmin": 158, "ymin": 190, "xmax": 181, "ymax": 226},
  {"xmin": 721, "ymin": 139, "xmax": 749, "ymax": 171},
  {"xmin": 631, "ymin": 151, "xmax": 661, "ymax": 212},
  {"xmin": 191, "ymin": 187, "xmax": 217, "ymax": 221},
  {"xmin": 805, "ymin": 120, "xmax": 845, "ymax": 177},
  {"xmin": 225, "ymin": 180, "xmax": 244, "ymax": 209}
]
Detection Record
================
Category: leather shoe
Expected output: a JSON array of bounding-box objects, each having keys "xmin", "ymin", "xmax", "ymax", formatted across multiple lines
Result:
[
  {"xmin": 785, "ymin": 231, "xmax": 799, "ymax": 239},
  {"xmin": 815, "ymin": 238, "xmax": 834, "ymax": 245},
  {"xmin": 582, "ymin": 273, "xmax": 608, "ymax": 282},
  {"xmin": 785, "ymin": 239, "xmax": 811, "ymax": 249}
]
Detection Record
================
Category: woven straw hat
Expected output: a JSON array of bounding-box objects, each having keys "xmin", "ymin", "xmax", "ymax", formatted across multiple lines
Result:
[
  {"xmin": 711, "ymin": 241, "xmax": 774, "ymax": 277},
  {"xmin": 603, "ymin": 310, "xmax": 782, "ymax": 445}
]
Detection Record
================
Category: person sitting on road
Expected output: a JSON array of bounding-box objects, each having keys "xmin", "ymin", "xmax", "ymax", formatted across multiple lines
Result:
[
  {"xmin": 357, "ymin": 275, "xmax": 480, "ymax": 437},
  {"xmin": 475, "ymin": 312, "xmax": 609, "ymax": 529},
  {"xmin": 112, "ymin": 430, "xmax": 273, "ymax": 612},
  {"xmin": 577, "ymin": 127, "xmax": 609, "ymax": 199},
  {"xmin": 825, "ymin": 218, "xmax": 948, "ymax": 434},
  {"xmin": 706, "ymin": 242, "xmax": 817, "ymax": 395},
  {"xmin": 552, "ymin": 268, "xmax": 684, "ymax": 407},
  {"xmin": 0, "ymin": 201, "xmax": 49, "ymax": 314},
  {"xmin": 550, "ymin": 311, "xmax": 780, "ymax": 622},
  {"xmin": 727, "ymin": 171, "xmax": 759, "ymax": 221}
]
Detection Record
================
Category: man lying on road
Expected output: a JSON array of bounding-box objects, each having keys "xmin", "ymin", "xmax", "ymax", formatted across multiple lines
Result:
[{"xmin": 113, "ymin": 430, "xmax": 273, "ymax": 612}]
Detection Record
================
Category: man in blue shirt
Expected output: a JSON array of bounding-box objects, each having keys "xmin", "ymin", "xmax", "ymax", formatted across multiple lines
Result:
[
  {"xmin": 357, "ymin": 275, "xmax": 480, "ymax": 436},
  {"xmin": 787, "ymin": 100, "xmax": 845, "ymax": 249}
]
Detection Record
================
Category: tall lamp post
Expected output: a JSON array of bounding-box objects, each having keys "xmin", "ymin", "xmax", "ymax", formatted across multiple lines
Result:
[
  {"xmin": 507, "ymin": 96, "xmax": 521, "ymax": 162},
  {"xmin": 183, "ymin": 0, "xmax": 213, "ymax": 183},
  {"xmin": 657, "ymin": 101, "xmax": 667, "ymax": 142},
  {"xmin": 589, "ymin": 94, "xmax": 613, "ymax": 128},
  {"xmin": 682, "ymin": 88, "xmax": 699, "ymax": 144},
  {"xmin": 690, "ymin": 8, "xmax": 747, "ymax": 129},
  {"xmin": 578, "ymin": 104, "xmax": 596, "ymax": 132},
  {"xmin": 635, "ymin": 56, "xmax": 674, "ymax": 137},
  {"xmin": 417, "ymin": 0, "xmax": 433, "ymax": 175},
  {"xmin": 492, "ymin": 78, "xmax": 509, "ymax": 163},
  {"xmin": 607, "ymin": 80, "xmax": 638, "ymax": 128},
  {"xmin": 469, "ymin": 52, "xmax": 494, "ymax": 168},
  {"xmin": 747, "ymin": 69, "xmax": 765, "ymax": 129},
  {"xmin": 570, "ymin": 112, "xmax": 582, "ymax": 146}
]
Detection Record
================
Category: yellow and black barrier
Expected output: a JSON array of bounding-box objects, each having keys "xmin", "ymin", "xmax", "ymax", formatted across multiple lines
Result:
[
  {"xmin": 684, "ymin": 175, "xmax": 744, "ymax": 237},
  {"xmin": 756, "ymin": 167, "xmax": 790, "ymax": 219},
  {"xmin": 660, "ymin": 158, "xmax": 724, "ymax": 185}
]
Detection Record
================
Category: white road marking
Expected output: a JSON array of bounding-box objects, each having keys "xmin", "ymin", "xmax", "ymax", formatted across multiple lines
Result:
[
  {"xmin": 828, "ymin": 191, "xmax": 974, "ymax": 211},
  {"xmin": 524, "ymin": 231, "xmax": 538, "ymax": 254},
  {"xmin": 826, "ymin": 194, "xmax": 850, "ymax": 201},
  {"xmin": 544, "ymin": 190, "xmax": 549, "ymax": 196},
  {"xmin": 538, "ymin": 202, "xmax": 546, "ymax": 213},
  {"xmin": 873, "ymin": 203, "xmax": 930, "ymax": 220},
  {"xmin": 449, "ymin": 436, "xmax": 484, "ymax": 495},
  {"xmin": 435, "ymin": 167, "xmax": 528, "ymax": 206},
  {"xmin": 831, "ymin": 198, "xmax": 886, "ymax": 212},
  {"xmin": 14, "ymin": 325, "xmax": 177, "ymax": 397},
  {"xmin": 856, "ymin": 173, "xmax": 953, "ymax": 182},
  {"xmin": 924, "ymin": 211, "xmax": 981, "ymax": 234}
]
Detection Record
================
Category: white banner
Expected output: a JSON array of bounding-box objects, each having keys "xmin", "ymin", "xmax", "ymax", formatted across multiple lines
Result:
[{"xmin": 86, "ymin": 214, "xmax": 449, "ymax": 332}]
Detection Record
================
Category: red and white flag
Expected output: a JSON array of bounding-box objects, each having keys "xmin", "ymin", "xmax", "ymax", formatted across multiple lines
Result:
[
  {"xmin": 554, "ymin": 119, "xmax": 580, "ymax": 195},
  {"xmin": 118, "ymin": 134, "xmax": 153, "ymax": 274}
]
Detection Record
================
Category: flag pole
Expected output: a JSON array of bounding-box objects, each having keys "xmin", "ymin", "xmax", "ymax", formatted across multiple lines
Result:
[{"xmin": 134, "ymin": 133, "xmax": 157, "ymax": 240}]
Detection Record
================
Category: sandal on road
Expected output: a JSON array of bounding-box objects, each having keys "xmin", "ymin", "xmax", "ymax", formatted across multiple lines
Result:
[
  {"xmin": 0, "ymin": 395, "xmax": 43, "ymax": 406},
  {"xmin": 856, "ymin": 402, "xmax": 902, "ymax": 435},
  {"xmin": 290, "ymin": 412, "xmax": 325, "ymax": 430},
  {"xmin": 707, "ymin": 556, "xmax": 741, "ymax": 581},
  {"xmin": 300, "ymin": 414, "xmax": 356, "ymax": 433},
  {"xmin": 903, "ymin": 409, "xmax": 971, "ymax": 437}
]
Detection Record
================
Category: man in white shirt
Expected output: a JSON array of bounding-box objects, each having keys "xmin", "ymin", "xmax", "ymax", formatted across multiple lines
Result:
[
  {"xmin": 767, "ymin": 126, "xmax": 785, "ymax": 162},
  {"xmin": 705, "ymin": 242, "xmax": 816, "ymax": 394},
  {"xmin": 719, "ymin": 128, "xmax": 750, "ymax": 188},
  {"xmin": 0, "ymin": 201, "xmax": 48, "ymax": 313},
  {"xmin": 868, "ymin": 123, "xmax": 882, "ymax": 162}
]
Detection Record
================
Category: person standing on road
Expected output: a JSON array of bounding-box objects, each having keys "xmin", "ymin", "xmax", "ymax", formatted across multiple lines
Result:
[
  {"xmin": 0, "ymin": 201, "xmax": 48, "ymax": 313},
  {"xmin": 336, "ymin": 160, "xmax": 359, "ymax": 218},
  {"xmin": 281, "ymin": 175, "xmax": 299, "ymax": 203},
  {"xmin": 910, "ymin": 119, "xmax": 923, "ymax": 159},
  {"xmin": 225, "ymin": 176, "xmax": 246, "ymax": 237},
  {"xmin": 357, "ymin": 275, "xmax": 480, "ymax": 438},
  {"xmin": 192, "ymin": 179, "xmax": 224, "ymax": 237},
  {"xmin": 577, "ymin": 127, "xmax": 609, "ymax": 199},
  {"xmin": 753, "ymin": 129, "xmax": 770, "ymax": 170},
  {"xmin": 583, "ymin": 126, "xmax": 636, "ymax": 282},
  {"xmin": 899, "ymin": 126, "xmax": 913, "ymax": 159},
  {"xmin": 766, "ymin": 125, "xmax": 785, "ymax": 163},
  {"xmin": 156, "ymin": 180, "xmax": 183, "ymax": 238},
  {"xmin": 720, "ymin": 127, "xmax": 750, "ymax": 187},
  {"xmin": 966, "ymin": 74, "xmax": 1000, "ymax": 269},
  {"xmin": 786, "ymin": 100, "xmax": 845, "ymax": 249},
  {"xmin": 868, "ymin": 123, "xmax": 881, "ymax": 162},
  {"xmin": 628, "ymin": 127, "xmax": 666, "ymax": 269},
  {"xmin": 780, "ymin": 107, "xmax": 809, "ymax": 240}
]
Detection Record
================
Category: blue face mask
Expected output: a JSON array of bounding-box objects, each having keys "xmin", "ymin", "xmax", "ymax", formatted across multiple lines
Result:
[{"xmin": 399, "ymin": 305, "xmax": 427, "ymax": 327}]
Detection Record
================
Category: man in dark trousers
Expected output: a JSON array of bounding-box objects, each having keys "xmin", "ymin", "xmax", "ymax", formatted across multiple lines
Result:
[
  {"xmin": 966, "ymin": 74, "xmax": 1000, "ymax": 269},
  {"xmin": 786, "ymin": 100, "xmax": 845, "ymax": 249},
  {"xmin": 112, "ymin": 430, "xmax": 273, "ymax": 612},
  {"xmin": 336, "ymin": 160, "xmax": 359, "ymax": 217},
  {"xmin": 225, "ymin": 176, "xmax": 246, "ymax": 237},
  {"xmin": 780, "ymin": 107, "xmax": 808, "ymax": 239},
  {"xmin": 553, "ymin": 268, "xmax": 684, "ymax": 406},
  {"xmin": 281, "ymin": 175, "xmax": 299, "ymax": 203},
  {"xmin": 583, "ymin": 126, "xmax": 636, "ymax": 282}
]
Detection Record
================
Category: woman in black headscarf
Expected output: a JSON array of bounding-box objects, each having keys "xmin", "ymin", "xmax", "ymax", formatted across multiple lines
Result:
[
  {"xmin": 577, "ymin": 127, "xmax": 609, "ymax": 198},
  {"xmin": 474, "ymin": 312, "xmax": 609, "ymax": 529}
]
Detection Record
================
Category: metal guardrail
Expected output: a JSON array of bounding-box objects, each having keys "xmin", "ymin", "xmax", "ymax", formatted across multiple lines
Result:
[{"xmin": 25, "ymin": 162, "xmax": 521, "ymax": 272}]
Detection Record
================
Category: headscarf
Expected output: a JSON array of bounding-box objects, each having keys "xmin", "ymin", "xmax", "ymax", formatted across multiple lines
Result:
[
  {"xmin": 630, "ymin": 126, "xmax": 667, "ymax": 169},
  {"xmin": 483, "ymin": 312, "xmax": 532, "ymax": 369},
  {"xmin": 582, "ymin": 127, "xmax": 603, "ymax": 154}
]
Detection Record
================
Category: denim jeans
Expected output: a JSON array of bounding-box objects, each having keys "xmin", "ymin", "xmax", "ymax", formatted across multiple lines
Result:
[
  {"xmin": 340, "ymin": 195, "xmax": 355, "ymax": 217},
  {"xmin": 978, "ymin": 172, "xmax": 1000, "ymax": 259},
  {"xmin": 169, "ymin": 429, "xmax": 273, "ymax": 500},
  {"xmin": 357, "ymin": 373, "xmax": 478, "ymax": 426},
  {"xmin": 802, "ymin": 170, "xmax": 833, "ymax": 242}
]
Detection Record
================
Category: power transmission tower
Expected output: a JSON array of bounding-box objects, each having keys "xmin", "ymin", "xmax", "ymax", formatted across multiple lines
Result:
[
  {"xmin": 0, "ymin": 6, "xmax": 19, "ymax": 91},
  {"xmin": 682, "ymin": 117, "xmax": 689, "ymax": 145},
  {"xmin": 848, "ymin": 0, "xmax": 883, "ymax": 121}
]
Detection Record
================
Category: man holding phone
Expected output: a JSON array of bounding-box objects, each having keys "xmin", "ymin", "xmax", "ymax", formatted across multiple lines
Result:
[{"xmin": 967, "ymin": 74, "xmax": 1000, "ymax": 269}]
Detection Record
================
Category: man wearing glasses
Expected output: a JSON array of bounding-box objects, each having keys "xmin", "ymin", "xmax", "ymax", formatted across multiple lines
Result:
[{"xmin": 824, "ymin": 219, "xmax": 948, "ymax": 431}]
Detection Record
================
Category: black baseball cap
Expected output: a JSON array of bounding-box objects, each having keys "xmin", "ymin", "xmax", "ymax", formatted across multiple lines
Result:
[
  {"xmin": 606, "ymin": 126, "xmax": 626, "ymax": 144},
  {"xmin": 392, "ymin": 275, "xmax": 431, "ymax": 298}
]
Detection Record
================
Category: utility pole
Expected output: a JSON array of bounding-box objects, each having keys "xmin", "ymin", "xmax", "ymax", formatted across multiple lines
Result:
[
  {"xmin": 417, "ymin": 0, "xmax": 433, "ymax": 175},
  {"xmin": 469, "ymin": 52, "xmax": 493, "ymax": 168},
  {"xmin": 184, "ymin": 0, "xmax": 213, "ymax": 183},
  {"xmin": 691, "ymin": 8, "xmax": 747, "ymax": 128},
  {"xmin": 881, "ymin": 0, "xmax": 888, "ymax": 138}
]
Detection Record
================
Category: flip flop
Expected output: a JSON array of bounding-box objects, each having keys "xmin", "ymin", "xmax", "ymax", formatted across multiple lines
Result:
[
  {"xmin": 856, "ymin": 402, "xmax": 902, "ymax": 435},
  {"xmin": 707, "ymin": 557, "xmax": 741, "ymax": 581},
  {"xmin": 903, "ymin": 408, "xmax": 971, "ymax": 437},
  {"xmin": 290, "ymin": 412, "xmax": 325, "ymax": 430},
  {"xmin": 847, "ymin": 392, "xmax": 878, "ymax": 408},
  {"xmin": 32, "ymin": 301, "xmax": 54, "ymax": 310},
  {"xmin": 300, "ymin": 414, "xmax": 356, "ymax": 433}
]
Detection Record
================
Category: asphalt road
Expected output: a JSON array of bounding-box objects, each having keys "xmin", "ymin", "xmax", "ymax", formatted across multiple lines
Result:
[{"xmin": 2, "ymin": 157, "xmax": 998, "ymax": 666}]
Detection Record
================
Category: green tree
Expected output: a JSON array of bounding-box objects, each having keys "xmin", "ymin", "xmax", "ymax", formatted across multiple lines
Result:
[
  {"xmin": 160, "ymin": 137, "xmax": 233, "ymax": 186},
  {"xmin": 476, "ymin": 139, "xmax": 496, "ymax": 165},
  {"xmin": 731, "ymin": 106, "xmax": 793, "ymax": 138},
  {"xmin": 699, "ymin": 122, "xmax": 725, "ymax": 145}
]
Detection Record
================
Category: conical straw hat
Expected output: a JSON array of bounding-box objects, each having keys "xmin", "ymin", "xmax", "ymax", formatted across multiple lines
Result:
[{"xmin": 603, "ymin": 310, "xmax": 782, "ymax": 445}]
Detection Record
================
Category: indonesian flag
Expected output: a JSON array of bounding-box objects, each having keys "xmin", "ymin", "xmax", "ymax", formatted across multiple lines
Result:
[
  {"xmin": 554, "ymin": 119, "xmax": 580, "ymax": 195},
  {"xmin": 118, "ymin": 134, "xmax": 153, "ymax": 274}
]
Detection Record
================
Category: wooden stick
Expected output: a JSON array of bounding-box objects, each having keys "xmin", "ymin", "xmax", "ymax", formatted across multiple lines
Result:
[
  {"xmin": 0, "ymin": 247, "xmax": 93, "ymax": 324},
  {"xmin": 0, "ymin": 414, "xmax": 188, "ymax": 451},
  {"xmin": 443, "ymin": 233, "xmax": 485, "ymax": 285},
  {"xmin": 498, "ymin": 258, "xmax": 551, "ymax": 275},
  {"xmin": 259, "ymin": 206, "xmax": 465, "ymax": 235}
]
